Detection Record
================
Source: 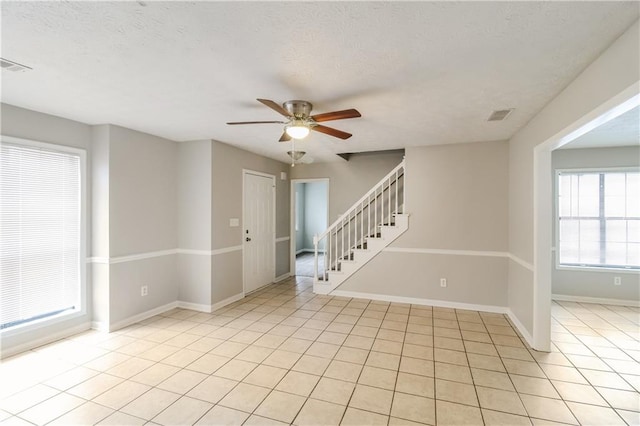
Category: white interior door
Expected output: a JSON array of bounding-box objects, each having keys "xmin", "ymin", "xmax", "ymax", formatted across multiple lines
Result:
[{"xmin": 243, "ymin": 171, "xmax": 275, "ymax": 294}]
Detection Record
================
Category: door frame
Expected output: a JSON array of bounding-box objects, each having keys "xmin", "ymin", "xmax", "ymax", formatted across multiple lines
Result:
[
  {"xmin": 242, "ymin": 169, "xmax": 276, "ymax": 295},
  {"xmin": 290, "ymin": 178, "xmax": 330, "ymax": 277}
]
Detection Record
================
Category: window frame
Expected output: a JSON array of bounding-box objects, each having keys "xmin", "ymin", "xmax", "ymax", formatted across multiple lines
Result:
[
  {"xmin": 555, "ymin": 166, "xmax": 640, "ymax": 273},
  {"xmin": 0, "ymin": 135, "xmax": 88, "ymax": 336}
]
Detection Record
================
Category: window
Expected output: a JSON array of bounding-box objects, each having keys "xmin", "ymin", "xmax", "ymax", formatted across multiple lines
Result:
[
  {"xmin": 557, "ymin": 169, "xmax": 640, "ymax": 270},
  {"xmin": 1, "ymin": 139, "xmax": 85, "ymax": 331}
]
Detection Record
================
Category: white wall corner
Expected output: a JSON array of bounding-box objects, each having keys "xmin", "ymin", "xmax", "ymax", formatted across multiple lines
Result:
[
  {"xmin": 274, "ymin": 273, "xmax": 291, "ymax": 283},
  {"xmin": 107, "ymin": 301, "xmax": 179, "ymax": 332},
  {"xmin": 176, "ymin": 301, "xmax": 214, "ymax": 313},
  {"xmin": 506, "ymin": 309, "xmax": 535, "ymax": 350},
  {"xmin": 210, "ymin": 292, "xmax": 245, "ymax": 313}
]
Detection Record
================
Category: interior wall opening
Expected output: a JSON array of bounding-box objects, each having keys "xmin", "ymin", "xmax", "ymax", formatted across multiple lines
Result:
[{"xmin": 291, "ymin": 179, "xmax": 329, "ymax": 278}]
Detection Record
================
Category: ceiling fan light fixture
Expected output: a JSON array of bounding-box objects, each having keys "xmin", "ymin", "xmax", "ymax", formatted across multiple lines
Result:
[
  {"xmin": 287, "ymin": 150, "xmax": 306, "ymax": 161},
  {"xmin": 285, "ymin": 120, "xmax": 310, "ymax": 139}
]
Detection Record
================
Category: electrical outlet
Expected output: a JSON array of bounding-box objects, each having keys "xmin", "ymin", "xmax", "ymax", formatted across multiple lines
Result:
[
  {"xmin": 440, "ymin": 278, "xmax": 447, "ymax": 288},
  {"xmin": 141, "ymin": 285, "xmax": 148, "ymax": 296},
  {"xmin": 614, "ymin": 277, "xmax": 621, "ymax": 286}
]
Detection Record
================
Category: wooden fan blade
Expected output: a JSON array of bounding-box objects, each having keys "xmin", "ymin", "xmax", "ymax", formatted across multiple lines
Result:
[
  {"xmin": 279, "ymin": 132, "xmax": 292, "ymax": 142},
  {"xmin": 312, "ymin": 125, "xmax": 352, "ymax": 140},
  {"xmin": 311, "ymin": 108, "xmax": 361, "ymax": 122},
  {"xmin": 257, "ymin": 98, "xmax": 293, "ymax": 118},
  {"xmin": 226, "ymin": 121, "xmax": 286, "ymax": 125}
]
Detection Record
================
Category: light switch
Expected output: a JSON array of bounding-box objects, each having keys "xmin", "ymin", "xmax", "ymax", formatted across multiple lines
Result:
[
  {"xmin": 280, "ymin": 171, "xmax": 287, "ymax": 180},
  {"xmin": 229, "ymin": 218, "xmax": 240, "ymax": 227}
]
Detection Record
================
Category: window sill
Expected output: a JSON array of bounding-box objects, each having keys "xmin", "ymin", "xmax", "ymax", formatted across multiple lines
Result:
[{"xmin": 556, "ymin": 265, "xmax": 640, "ymax": 274}]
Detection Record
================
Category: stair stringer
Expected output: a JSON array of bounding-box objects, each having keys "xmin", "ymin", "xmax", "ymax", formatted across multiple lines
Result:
[{"xmin": 314, "ymin": 214, "xmax": 409, "ymax": 295}]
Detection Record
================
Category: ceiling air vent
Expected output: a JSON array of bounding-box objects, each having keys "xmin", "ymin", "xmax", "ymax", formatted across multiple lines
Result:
[
  {"xmin": 487, "ymin": 109, "xmax": 514, "ymax": 121},
  {"xmin": 0, "ymin": 58, "xmax": 32, "ymax": 72}
]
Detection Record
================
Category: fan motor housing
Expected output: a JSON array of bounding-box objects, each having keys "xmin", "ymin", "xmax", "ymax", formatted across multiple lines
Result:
[{"xmin": 283, "ymin": 100, "xmax": 313, "ymax": 118}]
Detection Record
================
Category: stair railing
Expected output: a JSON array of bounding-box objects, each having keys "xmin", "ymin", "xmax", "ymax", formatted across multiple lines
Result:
[{"xmin": 313, "ymin": 160, "xmax": 405, "ymax": 283}]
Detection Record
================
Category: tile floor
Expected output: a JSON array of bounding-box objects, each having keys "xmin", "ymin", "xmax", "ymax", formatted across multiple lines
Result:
[
  {"xmin": 294, "ymin": 253, "xmax": 323, "ymax": 279},
  {"xmin": 0, "ymin": 276, "xmax": 638, "ymax": 425}
]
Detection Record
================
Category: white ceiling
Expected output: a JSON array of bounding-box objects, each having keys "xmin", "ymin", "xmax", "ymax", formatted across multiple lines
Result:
[
  {"xmin": 2, "ymin": 2, "xmax": 638, "ymax": 163},
  {"xmin": 561, "ymin": 106, "xmax": 639, "ymax": 149}
]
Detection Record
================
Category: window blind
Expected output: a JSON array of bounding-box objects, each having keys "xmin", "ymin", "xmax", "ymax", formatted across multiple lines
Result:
[{"xmin": 1, "ymin": 142, "xmax": 81, "ymax": 330}]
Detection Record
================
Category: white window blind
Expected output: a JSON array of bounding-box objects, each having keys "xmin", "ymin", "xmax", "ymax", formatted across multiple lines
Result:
[
  {"xmin": 1, "ymin": 142, "xmax": 81, "ymax": 330},
  {"xmin": 558, "ymin": 170, "xmax": 640, "ymax": 269}
]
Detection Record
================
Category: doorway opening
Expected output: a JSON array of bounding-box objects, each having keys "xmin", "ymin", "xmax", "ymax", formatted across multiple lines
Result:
[{"xmin": 291, "ymin": 179, "xmax": 329, "ymax": 278}]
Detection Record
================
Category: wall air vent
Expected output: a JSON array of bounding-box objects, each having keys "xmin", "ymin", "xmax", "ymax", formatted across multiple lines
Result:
[
  {"xmin": 0, "ymin": 58, "xmax": 32, "ymax": 72},
  {"xmin": 487, "ymin": 109, "xmax": 514, "ymax": 121}
]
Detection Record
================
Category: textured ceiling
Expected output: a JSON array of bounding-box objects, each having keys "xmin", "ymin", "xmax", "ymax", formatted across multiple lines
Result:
[
  {"xmin": 562, "ymin": 106, "xmax": 640, "ymax": 149},
  {"xmin": 1, "ymin": 2, "xmax": 638, "ymax": 163}
]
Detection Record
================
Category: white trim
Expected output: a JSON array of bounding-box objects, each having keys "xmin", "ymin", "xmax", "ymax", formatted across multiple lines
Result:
[
  {"xmin": 552, "ymin": 294, "xmax": 640, "ymax": 307},
  {"xmin": 506, "ymin": 309, "xmax": 534, "ymax": 348},
  {"xmin": 110, "ymin": 249, "xmax": 177, "ymax": 264},
  {"xmin": 176, "ymin": 249, "xmax": 211, "ymax": 256},
  {"xmin": 212, "ymin": 246, "xmax": 243, "ymax": 256},
  {"xmin": 274, "ymin": 273, "xmax": 291, "ymax": 282},
  {"xmin": 87, "ymin": 246, "xmax": 244, "ymax": 264},
  {"xmin": 87, "ymin": 256, "xmax": 109, "ymax": 264},
  {"xmin": 384, "ymin": 247, "xmax": 510, "ymax": 258},
  {"xmin": 211, "ymin": 292, "xmax": 245, "ymax": 312},
  {"xmin": 296, "ymin": 249, "xmax": 306, "ymax": 255},
  {"xmin": 107, "ymin": 301, "xmax": 179, "ymax": 332},
  {"xmin": 176, "ymin": 301, "xmax": 214, "ymax": 313},
  {"xmin": 329, "ymin": 290, "xmax": 508, "ymax": 314},
  {"xmin": 508, "ymin": 253, "xmax": 535, "ymax": 272},
  {"xmin": 1, "ymin": 322, "xmax": 91, "ymax": 359},
  {"xmin": 276, "ymin": 236, "xmax": 290, "ymax": 243}
]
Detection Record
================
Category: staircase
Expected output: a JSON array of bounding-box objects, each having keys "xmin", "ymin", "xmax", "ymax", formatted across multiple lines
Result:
[{"xmin": 313, "ymin": 160, "xmax": 408, "ymax": 294}]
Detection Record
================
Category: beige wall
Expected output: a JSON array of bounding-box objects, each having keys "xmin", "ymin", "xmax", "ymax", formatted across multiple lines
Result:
[
  {"xmin": 552, "ymin": 146, "xmax": 640, "ymax": 301},
  {"xmin": 339, "ymin": 141, "xmax": 510, "ymax": 308},
  {"xmin": 508, "ymin": 21, "xmax": 639, "ymax": 337}
]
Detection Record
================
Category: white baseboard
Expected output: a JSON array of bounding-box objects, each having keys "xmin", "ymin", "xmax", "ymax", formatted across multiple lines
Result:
[
  {"xmin": 211, "ymin": 292, "xmax": 245, "ymax": 312},
  {"xmin": 177, "ymin": 301, "xmax": 214, "ymax": 313},
  {"xmin": 1, "ymin": 322, "xmax": 92, "ymax": 359},
  {"xmin": 329, "ymin": 290, "xmax": 508, "ymax": 314},
  {"xmin": 552, "ymin": 293, "xmax": 640, "ymax": 307},
  {"xmin": 107, "ymin": 301, "xmax": 179, "ymax": 332},
  {"xmin": 506, "ymin": 309, "xmax": 535, "ymax": 349},
  {"xmin": 275, "ymin": 273, "xmax": 291, "ymax": 283}
]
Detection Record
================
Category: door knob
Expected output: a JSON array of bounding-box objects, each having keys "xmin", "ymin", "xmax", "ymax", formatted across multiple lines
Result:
[{"xmin": 246, "ymin": 237, "xmax": 251, "ymax": 242}]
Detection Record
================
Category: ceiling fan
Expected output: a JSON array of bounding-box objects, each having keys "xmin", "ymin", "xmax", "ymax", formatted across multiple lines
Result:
[{"xmin": 227, "ymin": 99, "xmax": 361, "ymax": 141}]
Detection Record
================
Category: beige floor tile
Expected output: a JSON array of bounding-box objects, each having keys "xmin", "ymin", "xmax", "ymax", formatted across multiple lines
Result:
[
  {"xmin": 292, "ymin": 355, "xmax": 331, "ymax": 376},
  {"xmin": 67, "ymin": 373, "xmax": 124, "ymax": 400},
  {"xmin": 596, "ymin": 387, "xmax": 640, "ymax": 411},
  {"xmin": 434, "ymin": 362, "xmax": 472, "ymax": 384},
  {"xmin": 566, "ymin": 401, "xmax": 626, "ymax": 425},
  {"xmin": 349, "ymin": 384, "xmax": 393, "ymax": 415},
  {"xmin": 539, "ymin": 364, "xmax": 588, "ymax": 384},
  {"xmin": 552, "ymin": 380, "xmax": 607, "ymax": 406},
  {"xmin": 476, "ymin": 386, "xmax": 527, "ymax": 416},
  {"xmin": 579, "ymin": 369, "xmax": 634, "ymax": 391},
  {"xmin": 503, "ymin": 359, "xmax": 545, "ymax": 378},
  {"xmin": 377, "ymin": 329, "xmax": 405, "ymax": 343},
  {"xmin": 243, "ymin": 414, "xmax": 289, "ymax": 425},
  {"xmin": 616, "ymin": 409, "xmax": 640, "ymax": 426},
  {"xmin": 152, "ymin": 396, "xmax": 212, "ymax": 425},
  {"xmin": 130, "ymin": 363, "xmax": 180, "ymax": 387},
  {"xmin": 186, "ymin": 376, "xmax": 238, "ymax": 404},
  {"xmin": 335, "ymin": 346, "xmax": 370, "ymax": 364},
  {"xmin": 496, "ymin": 346, "xmax": 535, "ymax": 361},
  {"xmin": 275, "ymin": 371, "xmax": 320, "ymax": 397},
  {"xmin": 243, "ymin": 365, "xmax": 288, "ymax": 389},
  {"xmin": 358, "ymin": 366, "xmax": 397, "ymax": 390},
  {"xmin": 255, "ymin": 390, "xmax": 306, "ymax": 423},
  {"xmin": 311, "ymin": 377, "xmax": 355, "ymax": 406},
  {"xmin": 156, "ymin": 369, "xmax": 207, "ymax": 395},
  {"xmin": 235, "ymin": 345, "xmax": 274, "ymax": 364},
  {"xmin": 105, "ymin": 357, "xmax": 155, "ymax": 379},
  {"xmin": 293, "ymin": 398, "xmax": 345, "ymax": 426},
  {"xmin": 44, "ymin": 366, "xmax": 100, "ymax": 391},
  {"xmin": 210, "ymin": 341, "xmax": 248, "ymax": 358},
  {"xmin": 186, "ymin": 337, "xmax": 224, "ymax": 353},
  {"xmin": 195, "ymin": 405, "xmax": 249, "ymax": 426},
  {"xmin": 96, "ymin": 410, "xmax": 146, "ymax": 425},
  {"xmin": 434, "ymin": 348, "xmax": 469, "ymax": 366},
  {"xmin": 341, "ymin": 407, "xmax": 388, "ymax": 425},
  {"xmin": 93, "ymin": 380, "xmax": 151, "ymax": 410},
  {"xmin": 263, "ymin": 349, "xmax": 303, "ymax": 369},
  {"xmin": 366, "ymin": 351, "xmax": 401, "ymax": 370},
  {"xmin": 402, "ymin": 343, "xmax": 433, "ymax": 360},
  {"xmin": 396, "ymin": 372, "xmax": 434, "ymax": 398},
  {"xmin": 278, "ymin": 338, "xmax": 313, "ymax": 354},
  {"xmin": 391, "ymin": 392, "xmax": 435, "ymax": 424},
  {"xmin": 434, "ymin": 337, "xmax": 465, "ymax": 352},
  {"xmin": 213, "ymin": 359, "xmax": 257, "ymax": 381},
  {"xmin": 218, "ymin": 383, "xmax": 270, "ymax": 413},
  {"xmin": 137, "ymin": 344, "xmax": 180, "ymax": 362},
  {"xmin": 120, "ymin": 388, "xmax": 181, "ymax": 420},
  {"xmin": 160, "ymin": 349, "xmax": 204, "ymax": 368},
  {"xmin": 47, "ymin": 401, "xmax": 114, "ymax": 425},
  {"xmin": 404, "ymin": 332, "xmax": 433, "ymax": 346},
  {"xmin": 400, "ymin": 356, "xmax": 435, "ymax": 377},
  {"xmin": 324, "ymin": 360, "xmax": 363, "ymax": 383},
  {"xmin": 510, "ymin": 375, "xmax": 559, "ymax": 398},
  {"xmin": 436, "ymin": 400, "xmax": 482, "ymax": 425},
  {"xmin": 482, "ymin": 409, "xmax": 532, "ymax": 425},
  {"xmin": 344, "ymin": 335, "xmax": 374, "ymax": 350},
  {"xmin": 19, "ymin": 392, "xmax": 85, "ymax": 425},
  {"xmin": 0, "ymin": 384, "xmax": 59, "ymax": 414},
  {"xmin": 84, "ymin": 352, "xmax": 131, "ymax": 372},
  {"xmin": 520, "ymin": 394, "xmax": 578, "ymax": 424},
  {"xmin": 306, "ymin": 342, "xmax": 341, "ymax": 359},
  {"xmin": 463, "ymin": 341, "xmax": 499, "ymax": 357},
  {"xmin": 435, "ymin": 378, "xmax": 478, "ymax": 406},
  {"xmin": 467, "ymin": 353, "xmax": 505, "ymax": 372}
]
